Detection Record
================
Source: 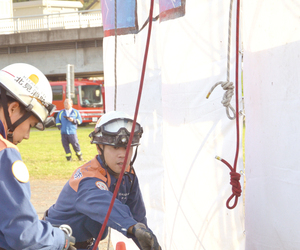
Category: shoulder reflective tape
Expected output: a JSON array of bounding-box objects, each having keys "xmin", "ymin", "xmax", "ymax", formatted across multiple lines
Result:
[{"xmin": 12, "ymin": 160, "xmax": 29, "ymax": 183}]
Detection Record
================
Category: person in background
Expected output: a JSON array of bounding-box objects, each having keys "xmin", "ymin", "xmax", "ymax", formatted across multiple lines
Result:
[
  {"xmin": 44, "ymin": 111, "xmax": 161, "ymax": 250},
  {"xmin": 0, "ymin": 63, "xmax": 76, "ymax": 250},
  {"xmin": 56, "ymin": 99, "xmax": 83, "ymax": 161}
]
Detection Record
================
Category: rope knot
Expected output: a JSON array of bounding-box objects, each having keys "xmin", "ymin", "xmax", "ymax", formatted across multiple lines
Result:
[
  {"xmin": 215, "ymin": 156, "xmax": 242, "ymax": 209},
  {"xmin": 206, "ymin": 81, "xmax": 236, "ymax": 120},
  {"xmin": 229, "ymin": 171, "xmax": 242, "ymax": 197},
  {"xmin": 220, "ymin": 81, "xmax": 234, "ymax": 106}
]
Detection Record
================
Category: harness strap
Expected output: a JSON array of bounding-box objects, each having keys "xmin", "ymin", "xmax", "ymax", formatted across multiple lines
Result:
[
  {"xmin": 1, "ymin": 88, "xmax": 12, "ymax": 129},
  {"xmin": 1, "ymin": 87, "xmax": 33, "ymax": 142}
]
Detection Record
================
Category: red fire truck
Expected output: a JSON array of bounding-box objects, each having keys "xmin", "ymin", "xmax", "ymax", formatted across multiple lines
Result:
[{"xmin": 50, "ymin": 79, "xmax": 105, "ymax": 124}]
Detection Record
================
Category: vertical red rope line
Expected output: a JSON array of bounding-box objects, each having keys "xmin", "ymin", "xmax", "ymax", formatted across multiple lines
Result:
[
  {"xmin": 222, "ymin": 0, "xmax": 241, "ymax": 209},
  {"xmin": 233, "ymin": 0, "xmax": 240, "ymax": 181},
  {"xmin": 216, "ymin": 0, "xmax": 241, "ymax": 209},
  {"xmin": 92, "ymin": 1, "xmax": 154, "ymax": 249}
]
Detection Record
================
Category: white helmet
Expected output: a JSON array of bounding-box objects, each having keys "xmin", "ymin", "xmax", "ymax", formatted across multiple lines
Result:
[
  {"xmin": 89, "ymin": 111, "xmax": 143, "ymax": 147},
  {"xmin": 0, "ymin": 63, "xmax": 55, "ymax": 137}
]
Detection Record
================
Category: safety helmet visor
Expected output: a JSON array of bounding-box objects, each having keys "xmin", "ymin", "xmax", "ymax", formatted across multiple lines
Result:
[
  {"xmin": 31, "ymin": 98, "xmax": 56, "ymax": 130},
  {"xmin": 13, "ymin": 93, "xmax": 56, "ymax": 130},
  {"xmin": 35, "ymin": 116, "xmax": 56, "ymax": 130},
  {"xmin": 101, "ymin": 118, "xmax": 141, "ymax": 135},
  {"xmin": 90, "ymin": 118, "xmax": 143, "ymax": 147},
  {"xmin": 39, "ymin": 99, "xmax": 56, "ymax": 117},
  {"xmin": 92, "ymin": 131, "xmax": 142, "ymax": 147}
]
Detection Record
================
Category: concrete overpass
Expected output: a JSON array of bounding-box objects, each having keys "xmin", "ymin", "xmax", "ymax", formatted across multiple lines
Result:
[{"xmin": 0, "ymin": 10, "xmax": 104, "ymax": 81}]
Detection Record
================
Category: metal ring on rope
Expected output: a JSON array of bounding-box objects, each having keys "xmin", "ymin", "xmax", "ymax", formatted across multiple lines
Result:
[{"xmin": 59, "ymin": 224, "xmax": 73, "ymax": 237}]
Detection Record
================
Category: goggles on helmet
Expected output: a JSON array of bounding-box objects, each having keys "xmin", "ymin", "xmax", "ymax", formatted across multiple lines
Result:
[
  {"xmin": 35, "ymin": 117, "xmax": 56, "ymax": 130},
  {"xmin": 20, "ymin": 94, "xmax": 56, "ymax": 130},
  {"xmin": 41, "ymin": 100, "xmax": 56, "ymax": 116},
  {"xmin": 20, "ymin": 94, "xmax": 56, "ymax": 116},
  {"xmin": 89, "ymin": 118, "xmax": 143, "ymax": 147}
]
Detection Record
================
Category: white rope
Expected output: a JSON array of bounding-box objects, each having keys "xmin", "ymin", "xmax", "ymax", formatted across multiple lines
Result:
[
  {"xmin": 207, "ymin": 81, "xmax": 235, "ymax": 119},
  {"xmin": 206, "ymin": 0, "xmax": 236, "ymax": 120},
  {"xmin": 114, "ymin": 0, "xmax": 117, "ymax": 111}
]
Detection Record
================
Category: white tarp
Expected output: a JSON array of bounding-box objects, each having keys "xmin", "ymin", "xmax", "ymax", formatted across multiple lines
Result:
[
  {"xmin": 102, "ymin": 0, "xmax": 245, "ymax": 249},
  {"xmin": 243, "ymin": 1, "xmax": 300, "ymax": 249}
]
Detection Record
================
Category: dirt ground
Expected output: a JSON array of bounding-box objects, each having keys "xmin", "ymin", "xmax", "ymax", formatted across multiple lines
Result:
[{"xmin": 30, "ymin": 179, "xmax": 114, "ymax": 250}]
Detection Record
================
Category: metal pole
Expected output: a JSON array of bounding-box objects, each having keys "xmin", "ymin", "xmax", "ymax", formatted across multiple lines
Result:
[{"xmin": 66, "ymin": 64, "xmax": 75, "ymax": 99}]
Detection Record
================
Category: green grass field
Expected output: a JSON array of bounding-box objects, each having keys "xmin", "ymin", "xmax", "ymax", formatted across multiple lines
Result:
[
  {"xmin": 19, "ymin": 123, "xmax": 246, "ymax": 180},
  {"xmin": 18, "ymin": 124, "xmax": 98, "ymax": 180}
]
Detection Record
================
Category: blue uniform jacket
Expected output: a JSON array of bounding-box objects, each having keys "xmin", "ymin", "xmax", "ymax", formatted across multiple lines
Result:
[
  {"xmin": 56, "ymin": 109, "xmax": 82, "ymax": 135},
  {"xmin": 0, "ymin": 120, "xmax": 65, "ymax": 250},
  {"xmin": 46, "ymin": 155, "xmax": 148, "ymax": 249}
]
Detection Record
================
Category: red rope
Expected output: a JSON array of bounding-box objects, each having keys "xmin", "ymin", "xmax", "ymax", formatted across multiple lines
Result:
[
  {"xmin": 216, "ymin": 0, "xmax": 241, "ymax": 209},
  {"xmin": 92, "ymin": 1, "xmax": 154, "ymax": 249}
]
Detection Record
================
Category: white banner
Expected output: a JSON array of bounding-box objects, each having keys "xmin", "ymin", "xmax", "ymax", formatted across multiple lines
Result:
[
  {"xmin": 243, "ymin": 1, "xmax": 300, "ymax": 250},
  {"xmin": 103, "ymin": 0, "xmax": 245, "ymax": 249}
]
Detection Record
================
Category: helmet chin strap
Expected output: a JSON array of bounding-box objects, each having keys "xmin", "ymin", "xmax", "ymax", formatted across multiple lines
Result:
[
  {"xmin": 97, "ymin": 144, "xmax": 120, "ymax": 177},
  {"xmin": 1, "ymin": 87, "xmax": 33, "ymax": 143},
  {"xmin": 131, "ymin": 146, "xmax": 138, "ymax": 166}
]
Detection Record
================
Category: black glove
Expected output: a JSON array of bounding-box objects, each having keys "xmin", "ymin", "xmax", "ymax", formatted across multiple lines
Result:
[
  {"xmin": 57, "ymin": 125, "xmax": 62, "ymax": 130},
  {"xmin": 59, "ymin": 224, "xmax": 77, "ymax": 250},
  {"xmin": 132, "ymin": 223, "xmax": 161, "ymax": 250}
]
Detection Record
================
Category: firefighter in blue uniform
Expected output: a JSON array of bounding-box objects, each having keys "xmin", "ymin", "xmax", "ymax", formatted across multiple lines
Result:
[
  {"xmin": 0, "ymin": 63, "xmax": 76, "ymax": 249},
  {"xmin": 56, "ymin": 99, "xmax": 83, "ymax": 161},
  {"xmin": 45, "ymin": 111, "xmax": 161, "ymax": 250}
]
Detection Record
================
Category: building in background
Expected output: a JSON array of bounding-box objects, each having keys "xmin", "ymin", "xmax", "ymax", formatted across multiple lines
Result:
[
  {"xmin": 13, "ymin": 0, "xmax": 83, "ymax": 17},
  {"xmin": 0, "ymin": 0, "xmax": 13, "ymax": 19},
  {"xmin": 79, "ymin": 0, "xmax": 100, "ymax": 10}
]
